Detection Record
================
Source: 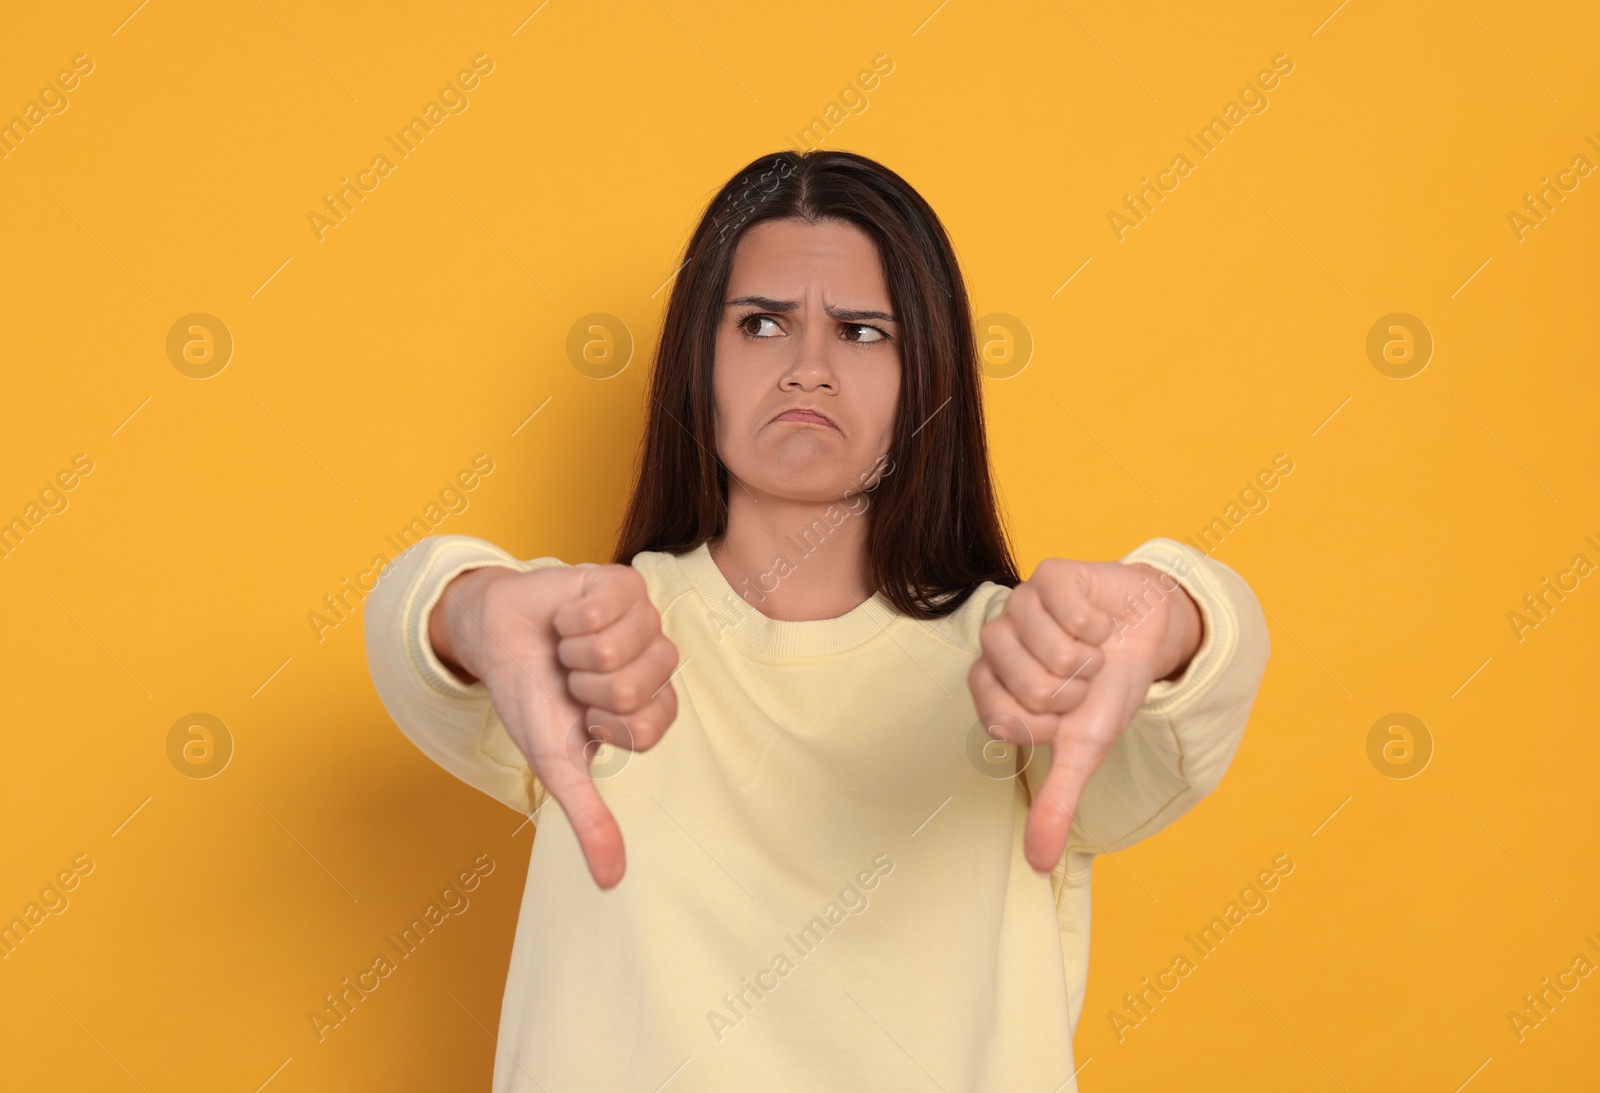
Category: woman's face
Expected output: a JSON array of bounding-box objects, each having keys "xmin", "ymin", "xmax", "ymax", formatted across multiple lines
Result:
[{"xmin": 712, "ymin": 217, "xmax": 901, "ymax": 505}]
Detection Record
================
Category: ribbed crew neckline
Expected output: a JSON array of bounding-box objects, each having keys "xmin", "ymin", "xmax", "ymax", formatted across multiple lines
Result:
[{"xmin": 670, "ymin": 541, "xmax": 901, "ymax": 658}]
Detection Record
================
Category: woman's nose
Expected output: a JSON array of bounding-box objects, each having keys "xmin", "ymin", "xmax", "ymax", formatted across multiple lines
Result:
[{"xmin": 780, "ymin": 322, "xmax": 838, "ymax": 391}]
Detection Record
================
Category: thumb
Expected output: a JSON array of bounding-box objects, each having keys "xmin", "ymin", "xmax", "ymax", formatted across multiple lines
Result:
[
  {"xmin": 1022, "ymin": 681, "xmax": 1127, "ymax": 873},
  {"xmin": 1024, "ymin": 737, "xmax": 1096, "ymax": 875},
  {"xmin": 537, "ymin": 714, "xmax": 627, "ymax": 889}
]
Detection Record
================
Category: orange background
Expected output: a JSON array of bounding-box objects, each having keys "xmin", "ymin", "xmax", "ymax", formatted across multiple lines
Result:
[{"xmin": 1, "ymin": 1, "xmax": 1596, "ymax": 1089}]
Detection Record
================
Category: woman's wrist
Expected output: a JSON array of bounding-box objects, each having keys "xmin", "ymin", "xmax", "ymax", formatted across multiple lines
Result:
[
  {"xmin": 1156, "ymin": 584, "xmax": 1204, "ymax": 683},
  {"xmin": 1123, "ymin": 562, "xmax": 1205, "ymax": 683},
  {"xmin": 429, "ymin": 565, "xmax": 506, "ymax": 684}
]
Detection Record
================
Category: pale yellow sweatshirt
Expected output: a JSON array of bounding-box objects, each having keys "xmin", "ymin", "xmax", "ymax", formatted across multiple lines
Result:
[{"xmin": 363, "ymin": 534, "xmax": 1270, "ymax": 1092}]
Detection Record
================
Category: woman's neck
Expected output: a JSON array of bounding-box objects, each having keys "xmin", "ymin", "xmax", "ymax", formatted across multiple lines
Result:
[{"xmin": 707, "ymin": 484, "xmax": 875, "ymax": 622}]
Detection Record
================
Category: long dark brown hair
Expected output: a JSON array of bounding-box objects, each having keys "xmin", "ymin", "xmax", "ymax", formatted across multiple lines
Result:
[{"xmin": 611, "ymin": 149, "xmax": 1019, "ymax": 620}]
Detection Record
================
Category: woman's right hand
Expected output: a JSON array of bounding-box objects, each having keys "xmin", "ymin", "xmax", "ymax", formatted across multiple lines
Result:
[{"xmin": 428, "ymin": 562, "xmax": 680, "ymax": 890}]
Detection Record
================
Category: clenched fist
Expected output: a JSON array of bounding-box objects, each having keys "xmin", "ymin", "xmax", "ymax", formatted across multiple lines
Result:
[
  {"xmin": 967, "ymin": 557, "xmax": 1205, "ymax": 875},
  {"xmin": 429, "ymin": 562, "xmax": 680, "ymax": 890}
]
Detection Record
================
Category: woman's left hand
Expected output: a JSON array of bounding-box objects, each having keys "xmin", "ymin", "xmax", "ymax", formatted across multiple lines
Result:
[{"xmin": 967, "ymin": 558, "xmax": 1205, "ymax": 874}]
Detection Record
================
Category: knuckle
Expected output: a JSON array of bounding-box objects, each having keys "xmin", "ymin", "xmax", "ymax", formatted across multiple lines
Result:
[
  {"xmin": 631, "ymin": 719, "xmax": 665, "ymax": 750},
  {"xmin": 591, "ymin": 639, "xmax": 620, "ymax": 670},
  {"xmin": 600, "ymin": 717, "xmax": 637, "ymax": 751},
  {"xmin": 610, "ymin": 679, "xmax": 639, "ymax": 711},
  {"xmin": 1026, "ymin": 679, "xmax": 1056, "ymax": 711}
]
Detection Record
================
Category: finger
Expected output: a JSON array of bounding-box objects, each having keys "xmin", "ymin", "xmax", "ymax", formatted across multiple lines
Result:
[
  {"xmin": 1022, "ymin": 738, "xmax": 1100, "ymax": 875},
  {"xmin": 552, "ymin": 565, "xmax": 645, "ymax": 638},
  {"xmin": 1007, "ymin": 583, "xmax": 1105, "ymax": 683},
  {"xmin": 567, "ymin": 632, "xmax": 679, "ymax": 715},
  {"xmin": 1034, "ymin": 558, "xmax": 1114, "ymax": 645},
  {"xmin": 533, "ymin": 714, "xmax": 628, "ymax": 890},
  {"xmin": 979, "ymin": 616, "xmax": 1091, "ymax": 715},
  {"xmin": 557, "ymin": 595, "xmax": 659, "ymax": 673},
  {"xmin": 583, "ymin": 673, "xmax": 679, "ymax": 753},
  {"xmin": 1021, "ymin": 678, "xmax": 1130, "ymax": 873},
  {"xmin": 967, "ymin": 656, "xmax": 1055, "ymax": 745}
]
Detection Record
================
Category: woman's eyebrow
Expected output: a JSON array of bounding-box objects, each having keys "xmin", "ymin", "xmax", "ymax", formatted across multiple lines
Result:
[{"xmin": 725, "ymin": 295, "xmax": 897, "ymax": 323}]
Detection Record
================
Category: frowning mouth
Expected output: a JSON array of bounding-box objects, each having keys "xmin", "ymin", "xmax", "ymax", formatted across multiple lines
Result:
[{"xmin": 769, "ymin": 406, "xmax": 840, "ymax": 431}]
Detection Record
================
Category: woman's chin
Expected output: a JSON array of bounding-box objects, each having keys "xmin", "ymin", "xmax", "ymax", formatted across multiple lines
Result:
[
  {"xmin": 728, "ymin": 438, "xmax": 871, "ymax": 502},
  {"xmin": 745, "ymin": 469, "xmax": 859, "ymax": 505}
]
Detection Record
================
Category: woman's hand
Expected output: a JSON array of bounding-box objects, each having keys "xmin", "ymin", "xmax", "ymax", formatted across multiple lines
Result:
[
  {"xmin": 429, "ymin": 563, "xmax": 680, "ymax": 890},
  {"xmin": 967, "ymin": 558, "xmax": 1204, "ymax": 874}
]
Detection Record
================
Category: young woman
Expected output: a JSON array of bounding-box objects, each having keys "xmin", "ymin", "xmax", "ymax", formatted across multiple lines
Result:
[{"xmin": 364, "ymin": 150, "xmax": 1270, "ymax": 1092}]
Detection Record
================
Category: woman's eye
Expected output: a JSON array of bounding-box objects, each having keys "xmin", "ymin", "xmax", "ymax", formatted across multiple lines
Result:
[
  {"xmin": 741, "ymin": 315, "xmax": 782, "ymax": 338},
  {"xmin": 844, "ymin": 323, "xmax": 888, "ymax": 344}
]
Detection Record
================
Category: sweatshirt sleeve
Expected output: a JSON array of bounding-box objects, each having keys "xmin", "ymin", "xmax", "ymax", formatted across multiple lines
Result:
[
  {"xmin": 1011, "ymin": 537, "xmax": 1271, "ymax": 861},
  {"xmin": 363, "ymin": 533, "xmax": 568, "ymax": 819}
]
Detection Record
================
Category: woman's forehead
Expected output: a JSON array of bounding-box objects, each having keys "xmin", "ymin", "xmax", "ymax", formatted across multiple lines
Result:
[{"xmin": 726, "ymin": 219, "xmax": 890, "ymax": 300}]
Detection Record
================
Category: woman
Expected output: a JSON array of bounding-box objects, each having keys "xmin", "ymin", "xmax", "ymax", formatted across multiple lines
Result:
[{"xmin": 364, "ymin": 149, "xmax": 1270, "ymax": 1091}]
